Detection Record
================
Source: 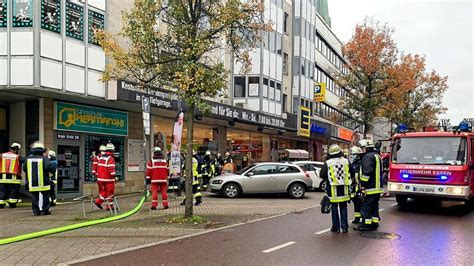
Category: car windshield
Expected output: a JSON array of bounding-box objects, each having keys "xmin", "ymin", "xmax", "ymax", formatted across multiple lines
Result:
[
  {"xmin": 235, "ymin": 164, "xmax": 256, "ymax": 175},
  {"xmin": 392, "ymin": 137, "xmax": 467, "ymax": 165}
]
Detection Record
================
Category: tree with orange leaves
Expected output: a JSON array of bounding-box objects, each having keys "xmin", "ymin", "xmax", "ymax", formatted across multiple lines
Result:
[
  {"xmin": 381, "ymin": 54, "xmax": 448, "ymax": 131},
  {"xmin": 336, "ymin": 19, "xmax": 398, "ymax": 137},
  {"xmin": 95, "ymin": 0, "xmax": 268, "ymax": 217}
]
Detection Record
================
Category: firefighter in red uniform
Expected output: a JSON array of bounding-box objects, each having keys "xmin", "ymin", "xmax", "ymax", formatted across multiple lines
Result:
[
  {"xmin": 91, "ymin": 145, "xmax": 105, "ymax": 180},
  {"xmin": 94, "ymin": 143, "xmax": 116, "ymax": 210},
  {"xmin": 146, "ymin": 147, "xmax": 169, "ymax": 210},
  {"xmin": 0, "ymin": 143, "xmax": 24, "ymax": 208}
]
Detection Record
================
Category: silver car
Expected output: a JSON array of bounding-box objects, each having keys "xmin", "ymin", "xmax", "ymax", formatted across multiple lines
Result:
[
  {"xmin": 291, "ymin": 161, "xmax": 325, "ymax": 190},
  {"xmin": 208, "ymin": 162, "xmax": 313, "ymax": 199}
]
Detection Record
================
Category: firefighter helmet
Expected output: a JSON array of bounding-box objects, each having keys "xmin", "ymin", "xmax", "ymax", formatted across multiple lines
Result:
[
  {"xmin": 105, "ymin": 143, "xmax": 115, "ymax": 151},
  {"xmin": 48, "ymin": 150, "xmax": 56, "ymax": 158},
  {"xmin": 99, "ymin": 145, "xmax": 106, "ymax": 151},
  {"xmin": 359, "ymin": 139, "xmax": 374, "ymax": 148},
  {"xmin": 31, "ymin": 141, "xmax": 45, "ymax": 150},
  {"xmin": 153, "ymin": 147, "xmax": 162, "ymax": 153},
  {"xmin": 350, "ymin": 146, "xmax": 363, "ymax": 155},
  {"xmin": 328, "ymin": 144, "xmax": 342, "ymax": 156},
  {"xmin": 205, "ymin": 150, "xmax": 211, "ymax": 156},
  {"xmin": 10, "ymin": 143, "xmax": 21, "ymax": 150}
]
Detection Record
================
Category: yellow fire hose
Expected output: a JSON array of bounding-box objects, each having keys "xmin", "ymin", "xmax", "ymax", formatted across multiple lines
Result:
[{"xmin": 0, "ymin": 190, "xmax": 149, "ymax": 245}]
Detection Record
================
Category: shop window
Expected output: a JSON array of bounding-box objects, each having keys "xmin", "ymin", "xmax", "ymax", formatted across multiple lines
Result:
[
  {"xmin": 234, "ymin": 76, "xmax": 246, "ymax": 97},
  {"xmin": 85, "ymin": 136, "xmax": 125, "ymax": 182}
]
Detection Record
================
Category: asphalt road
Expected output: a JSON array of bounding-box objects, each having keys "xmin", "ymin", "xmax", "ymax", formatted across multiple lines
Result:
[{"xmin": 75, "ymin": 198, "xmax": 473, "ymax": 266}]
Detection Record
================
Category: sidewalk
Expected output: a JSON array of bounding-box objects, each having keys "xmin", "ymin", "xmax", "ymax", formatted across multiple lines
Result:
[{"xmin": 0, "ymin": 192, "xmax": 322, "ymax": 265}]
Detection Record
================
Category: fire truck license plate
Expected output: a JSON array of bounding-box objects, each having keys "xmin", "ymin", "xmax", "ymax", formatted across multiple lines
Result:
[{"xmin": 413, "ymin": 186, "xmax": 435, "ymax": 193}]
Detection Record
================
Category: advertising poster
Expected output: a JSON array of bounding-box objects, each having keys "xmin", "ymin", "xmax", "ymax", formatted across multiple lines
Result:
[
  {"xmin": 12, "ymin": 0, "xmax": 33, "ymax": 27},
  {"xmin": 127, "ymin": 139, "xmax": 145, "ymax": 172},
  {"xmin": 0, "ymin": 1, "xmax": 6, "ymax": 28},
  {"xmin": 88, "ymin": 9, "xmax": 104, "ymax": 45},
  {"xmin": 41, "ymin": 0, "xmax": 61, "ymax": 33},
  {"xmin": 66, "ymin": 0, "xmax": 83, "ymax": 40},
  {"xmin": 170, "ymin": 111, "xmax": 184, "ymax": 177}
]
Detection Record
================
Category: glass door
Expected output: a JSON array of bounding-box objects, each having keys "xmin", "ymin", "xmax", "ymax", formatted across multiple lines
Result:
[{"xmin": 57, "ymin": 145, "xmax": 81, "ymax": 195}]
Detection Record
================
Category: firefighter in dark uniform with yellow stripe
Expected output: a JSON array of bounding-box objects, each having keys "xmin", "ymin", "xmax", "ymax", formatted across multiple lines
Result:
[
  {"xmin": 354, "ymin": 139, "xmax": 383, "ymax": 231},
  {"xmin": 24, "ymin": 141, "xmax": 56, "ymax": 216},
  {"xmin": 181, "ymin": 151, "xmax": 203, "ymax": 206},
  {"xmin": 349, "ymin": 146, "xmax": 364, "ymax": 224},
  {"xmin": 320, "ymin": 144, "xmax": 355, "ymax": 233}
]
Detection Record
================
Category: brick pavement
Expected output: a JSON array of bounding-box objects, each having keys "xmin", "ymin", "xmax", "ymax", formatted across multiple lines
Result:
[{"xmin": 0, "ymin": 192, "xmax": 323, "ymax": 265}]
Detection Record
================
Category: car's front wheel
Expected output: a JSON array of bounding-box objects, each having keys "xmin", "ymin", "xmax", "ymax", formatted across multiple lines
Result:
[
  {"xmin": 289, "ymin": 183, "xmax": 306, "ymax": 199},
  {"xmin": 222, "ymin": 183, "xmax": 241, "ymax": 198}
]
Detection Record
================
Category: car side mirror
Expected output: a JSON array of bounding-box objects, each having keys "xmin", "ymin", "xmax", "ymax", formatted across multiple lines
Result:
[{"xmin": 246, "ymin": 172, "xmax": 254, "ymax": 177}]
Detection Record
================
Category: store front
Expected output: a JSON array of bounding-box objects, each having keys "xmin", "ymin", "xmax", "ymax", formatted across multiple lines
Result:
[
  {"xmin": 331, "ymin": 126, "xmax": 354, "ymax": 156},
  {"xmin": 54, "ymin": 101, "xmax": 128, "ymax": 198},
  {"xmin": 0, "ymin": 105, "xmax": 8, "ymax": 152},
  {"xmin": 309, "ymin": 120, "xmax": 331, "ymax": 161}
]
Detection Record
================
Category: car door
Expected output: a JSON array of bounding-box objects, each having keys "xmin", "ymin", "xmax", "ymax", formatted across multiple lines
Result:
[
  {"xmin": 310, "ymin": 163, "xmax": 324, "ymax": 188},
  {"xmin": 243, "ymin": 164, "xmax": 277, "ymax": 193},
  {"xmin": 276, "ymin": 165, "xmax": 304, "ymax": 192}
]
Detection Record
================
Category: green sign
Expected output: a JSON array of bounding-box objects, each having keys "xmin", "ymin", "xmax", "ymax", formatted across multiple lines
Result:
[
  {"xmin": 66, "ymin": 0, "xmax": 83, "ymax": 40},
  {"xmin": 13, "ymin": 0, "xmax": 33, "ymax": 27},
  {"xmin": 0, "ymin": 1, "xmax": 7, "ymax": 28},
  {"xmin": 88, "ymin": 9, "xmax": 104, "ymax": 45},
  {"xmin": 41, "ymin": 0, "xmax": 61, "ymax": 33},
  {"xmin": 55, "ymin": 102, "xmax": 128, "ymax": 136}
]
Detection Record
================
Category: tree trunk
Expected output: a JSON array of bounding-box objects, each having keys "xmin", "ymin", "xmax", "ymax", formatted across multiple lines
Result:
[{"xmin": 184, "ymin": 105, "xmax": 195, "ymax": 218}]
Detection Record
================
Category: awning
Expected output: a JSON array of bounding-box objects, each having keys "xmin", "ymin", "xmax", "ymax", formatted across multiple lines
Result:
[{"xmin": 278, "ymin": 149, "xmax": 309, "ymax": 159}]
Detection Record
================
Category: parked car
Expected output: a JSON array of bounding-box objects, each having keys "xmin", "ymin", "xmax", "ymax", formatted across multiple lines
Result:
[
  {"xmin": 208, "ymin": 162, "xmax": 313, "ymax": 199},
  {"xmin": 291, "ymin": 161, "xmax": 324, "ymax": 191}
]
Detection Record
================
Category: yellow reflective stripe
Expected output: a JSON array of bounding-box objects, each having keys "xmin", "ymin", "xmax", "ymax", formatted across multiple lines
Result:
[
  {"xmin": 344, "ymin": 163, "xmax": 350, "ymax": 185},
  {"xmin": 344, "ymin": 184, "xmax": 348, "ymax": 197},
  {"xmin": 330, "ymin": 196, "xmax": 350, "ymax": 203},
  {"xmin": 38, "ymin": 160, "xmax": 44, "ymax": 188},
  {"xmin": 1, "ymin": 158, "xmax": 6, "ymax": 173},
  {"xmin": 360, "ymin": 175, "xmax": 369, "ymax": 182},
  {"xmin": 366, "ymin": 188, "xmax": 383, "ymax": 195},
  {"xmin": 329, "ymin": 165, "xmax": 338, "ymax": 185},
  {"xmin": 9, "ymin": 158, "xmax": 16, "ymax": 173},
  {"xmin": 354, "ymin": 212, "xmax": 361, "ymax": 218},
  {"xmin": 27, "ymin": 160, "xmax": 33, "ymax": 186},
  {"xmin": 375, "ymin": 155, "xmax": 381, "ymax": 190}
]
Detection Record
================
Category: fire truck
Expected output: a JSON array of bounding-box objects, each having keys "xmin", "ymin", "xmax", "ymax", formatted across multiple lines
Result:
[{"xmin": 388, "ymin": 122, "xmax": 474, "ymax": 206}]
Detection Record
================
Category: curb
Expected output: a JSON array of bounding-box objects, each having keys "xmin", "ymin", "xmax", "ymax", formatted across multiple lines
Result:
[{"xmin": 60, "ymin": 204, "xmax": 320, "ymax": 265}]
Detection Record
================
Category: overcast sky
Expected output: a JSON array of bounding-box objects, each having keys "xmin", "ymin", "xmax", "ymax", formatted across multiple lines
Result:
[{"xmin": 328, "ymin": 0, "xmax": 473, "ymax": 125}]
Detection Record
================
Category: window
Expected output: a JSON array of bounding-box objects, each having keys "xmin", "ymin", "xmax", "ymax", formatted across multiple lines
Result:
[
  {"xmin": 248, "ymin": 76, "xmax": 259, "ymax": 97},
  {"xmin": 294, "ymin": 18, "xmax": 301, "ymax": 36},
  {"xmin": 250, "ymin": 165, "xmax": 276, "ymax": 175},
  {"xmin": 263, "ymin": 78, "xmax": 268, "ymax": 97},
  {"xmin": 283, "ymin": 53, "xmax": 288, "ymax": 75},
  {"xmin": 294, "ymin": 57, "xmax": 300, "ymax": 75},
  {"xmin": 276, "ymin": 35, "xmax": 282, "ymax": 55},
  {"xmin": 277, "ymin": 165, "xmax": 300, "ymax": 174},
  {"xmin": 269, "ymin": 32, "xmax": 275, "ymax": 52},
  {"xmin": 282, "ymin": 94, "xmax": 288, "ymax": 113},
  {"xmin": 269, "ymin": 80, "xmax": 275, "ymax": 100},
  {"xmin": 283, "ymin": 12, "xmax": 289, "ymax": 34},
  {"xmin": 276, "ymin": 83, "xmax": 281, "ymax": 102},
  {"xmin": 234, "ymin": 76, "xmax": 246, "ymax": 97}
]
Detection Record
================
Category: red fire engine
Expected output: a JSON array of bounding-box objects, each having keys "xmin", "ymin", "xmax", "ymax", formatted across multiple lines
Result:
[{"xmin": 388, "ymin": 122, "xmax": 474, "ymax": 206}]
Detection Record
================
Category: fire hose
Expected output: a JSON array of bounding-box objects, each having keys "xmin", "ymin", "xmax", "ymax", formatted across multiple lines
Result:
[{"xmin": 0, "ymin": 190, "xmax": 149, "ymax": 245}]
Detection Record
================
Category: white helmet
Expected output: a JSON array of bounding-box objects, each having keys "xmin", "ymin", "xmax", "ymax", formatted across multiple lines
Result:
[
  {"xmin": 359, "ymin": 139, "xmax": 374, "ymax": 148},
  {"xmin": 205, "ymin": 150, "xmax": 211, "ymax": 156},
  {"xmin": 10, "ymin": 143, "xmax": 21, "ymax": 150},
  {"xmin": 31, "ymin": 141, "xmax": 45, "ymax": 150},
  {"xmin": 99, "ymin": 145, "xmax": 106, "ymax": 152},
  {"xmin": 350, "ymin": 146, "xmax": 363, "ymax": 155},
  {"xmin": 105, "ymin": 143, "xmax": 115, "ymax": 151},
  {"xmin": 328, "ymin": 144, "xmax": 343, "ymax": 156},
  {"xmin": 192, "ymin": 150, "xmax": 197, "ymax": 155},
  {"xmin": 153, "ymin": 147, "xmax": 162, "ymax": 153},
  {"xmin": 48, "ymin": 150, "xmax": 56, "ymax": 157},
  {"xmin": 225, "ymin": 152, "xmax": 231, "ymax": 156}
]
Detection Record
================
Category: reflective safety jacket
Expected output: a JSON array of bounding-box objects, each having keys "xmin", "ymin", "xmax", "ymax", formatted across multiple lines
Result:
[
  {"xmin": 91, "ymin": 155, "xmax": 99, "ymax": 176},
  {"xmin": 320, "ymin": 156, "xmax": 355, "ymax": 203},
  {"xmin": 0, "ymin": 152, "xmax": 23, "ymax": 184},
  {"xmin": 192, "ymin": 157, "xmax": 199, "ymax": 185},
  {"xmin": 360, "ymin": 151, "xmax": 383, "ymax": 195},
  {"xmin": 97, "ymin": 152, "xmax": 116, "ymax": 182},
  {"xmin": 24, "ymin": 155, "xmax": 54, "ymax": 192},
  {"xmin": 146, "ymin": 158, "xmax": 168, "ymax": 183}
]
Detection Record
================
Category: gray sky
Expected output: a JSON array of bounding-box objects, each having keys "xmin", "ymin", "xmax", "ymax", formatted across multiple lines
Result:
[{"xmin": 329, "ymin": 0, "xmax": 473, "ymax": 125}]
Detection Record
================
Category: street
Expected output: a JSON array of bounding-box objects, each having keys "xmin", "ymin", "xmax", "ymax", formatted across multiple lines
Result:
[{"xmin": 74, "ymin": 198, "xmax": 473, "ymax": 265}]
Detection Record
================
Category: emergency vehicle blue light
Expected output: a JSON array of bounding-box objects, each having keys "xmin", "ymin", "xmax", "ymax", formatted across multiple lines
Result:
[
  {"xmin": 458, "ymin": 121, "xmax": 470, "ymax": 132},
  {"xmin": 401, "ymin": 173, "xmax": 410, "ymax": 179},
  {"xmin": 439, "ymin": 175, "xmax": 448, "ymax": 181},
  {"xmin": 398, "ymin": 124, "xmax": 408, "ymax": 133}
]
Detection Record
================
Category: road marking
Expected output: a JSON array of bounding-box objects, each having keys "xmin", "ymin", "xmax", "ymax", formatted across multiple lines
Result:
[
  {"xmin": 390, "ymin": 203, "xmax": 398, "ymax": 206},
  {"xmin": 314, "ymin": 228, "xmax": 331, "ymax": 235},
  {"xmin": 380, "ymin": 208, "xmax": 385, "ymax": 212},
  {"xmin": 262, "ymin": 241, "xmax": 296, "ymax": 253}
]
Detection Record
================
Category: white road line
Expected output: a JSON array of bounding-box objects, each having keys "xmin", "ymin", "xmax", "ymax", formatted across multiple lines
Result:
[
  {"xmin": 390, "ymin": 203, "xmax": 398, "ymax": 207},
  {"xmin": 380, "ymin": 208, "xmax": 385, "ymax": 212},
  {"xmin": 262, "ymin": 241, "xmax": 296, "ymax": 253},
  {"xmin": 314, "ymin": 228, "xmax": 331, "ymax": 235}
]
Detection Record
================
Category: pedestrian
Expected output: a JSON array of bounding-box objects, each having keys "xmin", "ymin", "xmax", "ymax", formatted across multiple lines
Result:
[
  {"xmin": 48, "ymin": 150, "xmax": 58, "ymax": 207},
  {"xmin": 354, "ymin": 139, "xmax": 383, "ymax": 231},
  {"xmin": 24, "ymin": 141, "xmax": 55, "ymax": 216},
  {"xmin": 320, "ymin": 144, "xmax": 355, "ymax": 233},
  {"xmin": 94, "ymin": 143, "xmax": 117, "ymax": 210},
  {"xmin": 201, "ymin": 150, "xmax": 212, "ymax": 190},
  {"xmin": 349, "ymin": 146, "xmax": 364, "ymax": 224},
  {"xmin": 146, "ymin": 147, "xmax": 169, "ymax": 210},
  {"xmin": 181, "ymin": 151, "xmax": 203, "ymax": 206},
  {"xmin": 214, "ymin": 153, "xmax": 224, "ymax": 176},
  {"xmin": 0, "ymin": 143, "xmax": 25, "ymax": 208}
]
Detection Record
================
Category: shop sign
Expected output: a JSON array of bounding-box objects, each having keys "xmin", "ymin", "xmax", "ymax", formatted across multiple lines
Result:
[
  {"xmin": 338, "ymin": 127, "xmax": 353, "ymax": 142},
  {"xmin": 57, "ymin": 133, "xmax": 80, "ymax": 141},
  {"xmin": 0, "ymin": 1, "xmax": 7, "ymax": 28},
  {"xmin": 41, "ymin": 0, "xmax": 61, "ymax": 33},
  {"xmin": 117, "ymin": 80, "xmax": 180, "ymax": 110},
  {"xmin": 310, "ymin": 120, "xmax": 331, "ymax": 138},
  {"xmin": 88, "ymin": 9, "xmax": 104, "ymax": 45},
  {"xmin": 298, "ymin": 107, "xmax": 311, "ymax": 137},
  {"xmin": 65, "ymin": 0, "xmax": 83, "ymax": 40},
  {"xmin": 55, "ymin": 102, "xmax": 128, "ymax": 136},
  {"xmin": 13, "ymin": 0, "xmax": 33, "ymax": 27},
  {"xmin": 314, "ymin": 83, "xmax": 326, "ymax": 102}
]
